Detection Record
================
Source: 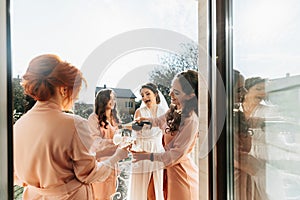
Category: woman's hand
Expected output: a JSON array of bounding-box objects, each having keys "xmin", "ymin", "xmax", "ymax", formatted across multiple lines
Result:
[
  {"xmin": 134, "ymin": 117, "xmax": 150, "ymax": 123},
  {"xmin": 131, "ymin": 151, "xmax": 151, "ymax": 163},
  {"xmin": 115, "ymin": 147, "xmax": 130, "ymax": 160},
  {"xmin": 235, "ymin": 152, "xmax": 265, "ymax": 176}
]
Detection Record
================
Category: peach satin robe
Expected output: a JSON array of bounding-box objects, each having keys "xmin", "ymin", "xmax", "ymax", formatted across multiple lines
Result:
[
  {"xmin": 14, "ymin": 101, "xmax": 113, "ymax": 200},
  {"xmin": 151, "ymin": 111, "xmax": 199, "ymax": 200},
  {"xmin": 88, "ymin": 113, "xmax": 118, "ymax": 200}
]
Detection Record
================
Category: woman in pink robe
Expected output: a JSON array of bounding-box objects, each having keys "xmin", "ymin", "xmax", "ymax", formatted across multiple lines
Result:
[
  {"xmin": 132, "ymin": 70, "xmax": 199, "ymax": 200},
  {"xmin": 88, "ymin": 89, "xmax": 121, "ymax": 200},
  {"xmin": 13, "ymin": 54, "xmax": 128, "ymax": 200}
]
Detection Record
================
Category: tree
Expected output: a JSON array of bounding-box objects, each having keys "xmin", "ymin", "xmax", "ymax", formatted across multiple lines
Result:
[
  {"xmin": 12, "ymin": 77, "xmax": 31, "ymax": 122},
  {"xmin": 13, "ymin": 77, "xmax": 39, "ymax": 122},
  {"xmin": 13, "ymin": 77, "xmax": 26, "ymax": 113},
  {"xmin": 74, "ymin": 102, "xmax": 94, "ymax": 119},
  {"xmin": 149, "ymin": 42, "xmax": 198, "ymax": 104}
]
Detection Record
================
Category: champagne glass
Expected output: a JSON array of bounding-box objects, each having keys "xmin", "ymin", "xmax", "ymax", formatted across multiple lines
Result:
[{"xmin": 113, "ymin": 129, "xmax": 135, "ymax": 148}]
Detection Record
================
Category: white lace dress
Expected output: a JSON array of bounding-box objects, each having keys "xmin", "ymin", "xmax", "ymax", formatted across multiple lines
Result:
[{"xmin": 127, "ymin": 104, "xmax": 167, "ymax": 200}]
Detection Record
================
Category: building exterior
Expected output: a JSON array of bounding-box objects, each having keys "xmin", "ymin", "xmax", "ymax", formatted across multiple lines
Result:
[
  {"xmin": 268, "ymin": 74, "xmax": 300, "ymax": 123},
  {"xmin": 255, "ymin": 74, "xmax": 300, "ymax": 199},
  {"xmin": 96, "ymin": 85, "xmax": 137, "ymax": 120}
]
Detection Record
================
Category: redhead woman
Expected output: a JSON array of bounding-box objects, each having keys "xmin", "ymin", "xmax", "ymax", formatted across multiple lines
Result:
[
  {"xmin": 87, "ymin": 89, "xmax": 121, "ymax": 200},
  {"xmin": 13, "ymin": 54, "xmax": 128, "ymax": 200},
  {"xmin": 132, "ymin": 70, "xmax": 199, "ymax": 200}
]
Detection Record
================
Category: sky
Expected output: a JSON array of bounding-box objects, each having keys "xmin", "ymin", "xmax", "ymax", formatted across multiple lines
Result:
[
  {"xmin": 11, "ymin": 0, "xmax": 300, "ymax": 103},
  {"xmin": 11, "ymin": 0, "xmax": 198, "ymax": 102},
  {"xmin": 233, "ymin": 0, "xmax": 300, "ymax": 79}
]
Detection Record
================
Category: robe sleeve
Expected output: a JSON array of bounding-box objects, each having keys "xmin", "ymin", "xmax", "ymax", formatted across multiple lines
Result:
[
  {"xmin": 87, "ymin": 113, "xmax": 117, "ymax": 158},
  {"xmin": 153, "ymin": 115, "xmax": 199, "ymax": 167},
  {"xmin": 150, "ymin": 113, "xmax": 167, "ymax": 130},
  {"xmin": 71, "ymin": 117, "xmax": 125, "ymax": 183}
]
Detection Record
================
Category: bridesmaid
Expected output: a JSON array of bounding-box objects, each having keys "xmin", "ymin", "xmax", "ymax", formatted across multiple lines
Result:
[
  {"xmin": 88, "ymin": 88, "xmax": 121, "ymax": 200},
  {"xmin": 13, "ymin": 54, "xmax": 128, "ymax": 200},
  {"xmin": 132, "ymin": 70, "xmax": 199, "ymax": 200}
]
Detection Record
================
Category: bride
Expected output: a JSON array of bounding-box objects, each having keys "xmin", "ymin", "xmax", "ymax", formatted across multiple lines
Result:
[{"xmin": 127, "ymin": 82, "xmax": 169, "ymax": 200}]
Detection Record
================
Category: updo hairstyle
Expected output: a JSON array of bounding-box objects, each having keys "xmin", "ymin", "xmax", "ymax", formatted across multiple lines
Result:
[{"xmin": 21, "ymin": 54, "xmax": 86, "ymax": 107}]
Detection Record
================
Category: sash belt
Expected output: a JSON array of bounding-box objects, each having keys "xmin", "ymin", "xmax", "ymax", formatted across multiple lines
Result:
[{"xmin": 28, "ymin": 179, "xmax": 83, "ymax": 195}]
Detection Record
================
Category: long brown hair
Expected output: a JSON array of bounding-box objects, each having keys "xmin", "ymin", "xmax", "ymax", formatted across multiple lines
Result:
[
  {"xmin": 165, "ymin": 70, "xmax": 198, "ymax": 134},
  {"xmin": 94, "ymin": 89, "xmax": 120, "ymax": 129}
]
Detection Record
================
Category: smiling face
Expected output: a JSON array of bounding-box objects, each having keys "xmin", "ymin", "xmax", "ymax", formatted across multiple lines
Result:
[
  {"xmin": 169, "ymin": 78, "xmax": 189, "ymax": 110},
  {"xmin": 245, "ymin": 82, "xmax": 266, "ymax": 104},
  {"xmin": 140, "ymin": 87, "xmax": 157, "ymax": 108}
]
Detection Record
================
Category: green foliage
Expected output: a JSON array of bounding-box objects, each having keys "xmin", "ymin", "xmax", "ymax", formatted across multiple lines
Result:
[
  {"xmin": 135, "ymin": 99, "xmax": 142, "ymax": 110},
  {"xmin": 12, "ymin": 77, "xmax": 37, "ymax": 123},
  {"xmin": 12, "ymin": 78, "xmax": 26, "ymax": 114},
  {"xmin": 14, "ymin": 185, "xmax": 23, "ymax": 200},
  {"xmin": 74, "ymin": 102, "xmax": 94, "ymax": 119},
  {"xmin": 149, "ymin": 42, "xmax": 198, "ymax": 104}
]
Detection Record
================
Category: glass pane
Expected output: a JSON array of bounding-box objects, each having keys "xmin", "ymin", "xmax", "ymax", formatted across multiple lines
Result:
[
  {"xmin": 11, "ymin": 1, "xmax": 199, "ymax": 199},
  {"xmin": 233, "ymin": 1, "xmax": 300, "ymax": 199}
]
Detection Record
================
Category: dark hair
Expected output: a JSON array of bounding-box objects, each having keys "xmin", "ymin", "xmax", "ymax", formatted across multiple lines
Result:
[
  {"xmin": 166, "ymin": 69, "xmax": 198, "ymax": 134},
  {"xmin": 233, "ymin": 107, "xmax": 249, "ymax": 136},
  {"xmin": 245, "ymin": 77, "xmax": 266, "ymax": 90},
  {"xmin": 94, "ymin": 89, "xmax": 120, "ymax": 129},
  {"xmin": 176, "ymin": 69, "xmax": 198, "ymax": 115},
  {"xmin": 140, "ymin": 82, "xmax": 160, "ymax": 104},
  {"xmin": 233, "ymin": 69, "xmax": 241, "ymax": 87},
  {"xmin": 233, "ymin": 69, "xmax": 246, "ymax": 103},
  {"xmin": 233, "ymin": 107, "xmax": 252, "ymax": 153},
  {"xmin": 22, "ymin": 54, "xmax": 86, "ymax": 108}
]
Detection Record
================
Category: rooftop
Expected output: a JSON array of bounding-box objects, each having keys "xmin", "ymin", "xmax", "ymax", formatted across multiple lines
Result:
[{"xmin": 95, "ymin": 85, "xmax": 136, "ymax": 99}]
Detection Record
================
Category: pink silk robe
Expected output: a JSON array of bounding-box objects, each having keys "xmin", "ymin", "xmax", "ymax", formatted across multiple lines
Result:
[
  {"xmin": 151, "ymin": 111, "xmax": 199, "ymax": 200},
  {"xmin": 14, "ymin": 101, "xmax": 114, "ymax": 200},
  {"xmin": 87, "ymin": 113, "xmax": 118, "ymax": 200}
]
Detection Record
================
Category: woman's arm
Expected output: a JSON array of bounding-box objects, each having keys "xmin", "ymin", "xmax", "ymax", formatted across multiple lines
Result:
[
  {"xmin": 134, "ymin": 108, "xmax": 141, "ymax": 119},
  {"xmin": 72, "ymin": 118, "xmax": 128, "ymax": 183},
  {"xmin": 136, "ymin": 113, "xmax": 167, "ymax": 130},
  {"xmin": 133, "ymin": 115, "xmax": 199, "ymax": 167},
  {"xmin": 87, "ymin": 113, "xmax": 117, "ymax": 158}
]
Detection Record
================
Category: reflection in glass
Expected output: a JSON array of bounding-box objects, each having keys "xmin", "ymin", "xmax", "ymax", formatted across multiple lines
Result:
[{"xmin": 233, "ymin": 1, "xmax": 300, "ymax": 199}]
